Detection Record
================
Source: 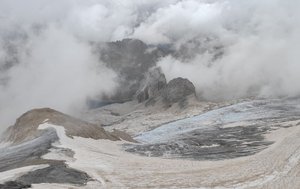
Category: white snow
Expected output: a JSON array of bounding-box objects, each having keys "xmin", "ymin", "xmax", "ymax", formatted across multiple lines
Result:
[
  {"xmin": 36, "ymin": 118, "xmax": 300, "ymax": 188},
  {"xmin": 35, "ymin": 98, "xmax": 300, "ymax": 188},
  {"xmin": 38, "ymin": 123, "xmax": 119, "ymax": 188}
]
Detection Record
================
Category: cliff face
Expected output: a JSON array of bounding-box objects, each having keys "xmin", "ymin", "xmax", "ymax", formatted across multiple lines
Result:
[
  {"xmin": 135, "ymin": 67, "xmax": 167, "ymax": 103},
  {"xmin": 94, "ymin": 39, "xmax": 172, "ymax": 104}
]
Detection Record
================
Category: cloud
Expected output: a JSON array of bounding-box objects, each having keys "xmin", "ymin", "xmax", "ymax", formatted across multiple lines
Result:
[
  {"xmin": 0, "ymin": 0, "xmax": 179, "ymax": 130},
  {"xmin": 150, "ymin": 0, "xmax": 300, "ymax": 100},
  {"xmin": 0, "ymin": 25, "xmax": 117, "ymax": 131},
  {"xmin": 1, "ymin": 0, "xmax": 300, "ymax": 131}
]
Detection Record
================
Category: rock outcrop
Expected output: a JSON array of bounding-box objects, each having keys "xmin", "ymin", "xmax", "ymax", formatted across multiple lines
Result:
[
  {"xmin": 96, "ymin": 39, "xmax": 171, "ymax": 104},
  {"xmin": 2, "ymin": 108, "xmax": 119, "ymax": 144},
  {"xmin": 135, "ymin": 73, "xmax": 196, "ymax": 107},
  {"xmin": 162, "ymin": 77, "xmax": 196, "ymax": 104},
  {"xmin": 0, "ymin": 108, "xmax": 135, "ymax": 186},
  {"xmin": 135, "ymin": 67, "xmax": 167, "ymax": 103}
]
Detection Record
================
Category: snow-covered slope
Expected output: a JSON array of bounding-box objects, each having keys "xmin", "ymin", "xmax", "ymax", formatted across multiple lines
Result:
[
  {"xmin": 0, "ymin": 108, "xmax": 131, "ymax": 188},
  {"xmin": 2, "ymin": 99, "xmax": 300, "ymax": 188}
]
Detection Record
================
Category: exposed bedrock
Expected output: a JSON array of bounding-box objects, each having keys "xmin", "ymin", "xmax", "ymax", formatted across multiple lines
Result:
[
  {"xmin": 96, "ymin": 38, "xmax": 171, "ymax": 104},
  {"xmin": 1, "ymin": 108, "xmax": 119, "ymax": 144},
  {"xmin": 89, "ymin": 38, "xmax": 199, "ymax": 108},
  {"xmin": 135, "ymin": 68, "xmax": 196, "ymax": 107},
  {"xmin": 0, "ymin": 128, "xmax": 58, "ymax": 172},
  {"xmin": 0, "ymin": 181, "xmax": 31, "ymax": 189},
  {"xmin": 135, "ymin": 67, "xmax": 167, "ymax": 103},
  {"xmin": 0, "ymin": 108, "xmax": 134, "ymax": 187},
  {"xmin": 161, "ymin": 77, "xmax": 196, "ymax": 104},
  {"xmin": 17, "ymin": 163, "xmax": 91, "ymax": 186}
]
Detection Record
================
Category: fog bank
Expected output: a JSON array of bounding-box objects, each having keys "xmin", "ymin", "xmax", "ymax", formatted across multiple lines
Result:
[{"xmin": 1, "ymin": 0, "xmax": 300, "ymax": 131}]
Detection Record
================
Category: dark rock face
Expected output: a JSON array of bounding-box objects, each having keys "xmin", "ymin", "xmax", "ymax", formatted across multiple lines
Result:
[
  {"xmin": 135, "ymin": 67, "xmax": 167, "ymax": 103},
  {"xmin": 0, "ymin": 128, "xmax": 58, "ymax": 172},
  {"xmin": 135, "ymin": 74, "xmax": 196, "ymax": 107},
  {"xmin": 0, "ymin": 181, "xmax": 31, "ymax": 189},
  {"xmin": 94, "ymin": 38, "xmax": 171, "ymax": 104},
  {"xmin": 0, "ymin": 108, "xmax": 134, "ymax": 187},
  {"xmin": 91, "ymin": 38, "xmax": 201, "ymax": 106},
  {"xmin": 17, "ymin": 164, "xmax": 91, "ymax": 185},
  {"xmin": 162, "ymin": 77, "xmax": 196, "ymax": 104},
  {"xmin": 0, "ymin": 127, "xmax": 91, "ymax": 187}
]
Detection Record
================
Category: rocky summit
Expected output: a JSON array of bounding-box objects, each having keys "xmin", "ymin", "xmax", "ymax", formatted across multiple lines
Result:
[{"xmin": 162, "ymin": 77, "xmax": 196, "ymax": 104}]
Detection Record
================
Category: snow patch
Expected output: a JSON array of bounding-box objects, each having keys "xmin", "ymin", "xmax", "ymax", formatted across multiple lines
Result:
[{"xmin": 38, "ymin": 123, "xmax": 124, "ymax": 187}]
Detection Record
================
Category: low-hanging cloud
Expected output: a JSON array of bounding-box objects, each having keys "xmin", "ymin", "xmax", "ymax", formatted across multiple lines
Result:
[
  {"xmin": 0, "ymin": 26, "xmax": 117, "ymax": 131},
  {"xmin": 1, "ymin": 0, "xmax": 300, "ymax": 131},
  {"xmin": 133, "ymin": 0, "xmax": 300, "ymax": 100},
  {"xmin": 0, "ymin": 0, "xmax": 179, "ymax": 131}
]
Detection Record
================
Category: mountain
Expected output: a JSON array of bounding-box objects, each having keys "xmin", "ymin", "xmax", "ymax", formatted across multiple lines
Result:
[
  {"xmin": 0, "ymin": 108, "xmax": 133, "ymax": 188},
  {"xmin": 2, "ymin": 99, "xmax": 300, "ymax": 188},
  {"xmin": 90, "ymin": 38, "xmax": 172, "ymax": 106}
]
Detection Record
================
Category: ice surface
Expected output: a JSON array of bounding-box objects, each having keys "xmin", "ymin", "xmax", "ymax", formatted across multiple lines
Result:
[{"xmin": 135, "ymin": 99, "xmax": 300, "ymax": 144}]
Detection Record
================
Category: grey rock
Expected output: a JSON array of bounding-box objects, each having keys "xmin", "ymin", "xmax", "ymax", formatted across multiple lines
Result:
[
  {"xmin": 162, "ymin": 77, "xmax": 196, "ymax": 104},
  {"xmin": 17, "ymin": 163, "xmax": 91, "ymax": 185},
  {"xmin": 91, "ymin": 38, "xmax": 171, "ymax": 105},
  {"xmin": 0, "ymin": 108, "xmax": 134, "ymax": 186},
  {"xmin": 0, "ymin": 127, "xmax": 91, "ymax": 186},
  {"xmin": 0, "ymin": 181, "xmax": 31, "ymax": 189},
  {"xmin": 0, "ymin": 128, "xmax": 58, "ymax": 172},
  {"xmin": 135, "ymin": 67, "xmax": 167, "ymax": 103}
]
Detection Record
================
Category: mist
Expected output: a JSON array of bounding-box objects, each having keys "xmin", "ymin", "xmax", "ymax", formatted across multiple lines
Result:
[
  {"xmin": 1, "ymin": 0, "xmax": 300, "ymax": 131},
  {"xmin": 152, "ymin": 0, "xmax": 300, "ymax": 100}
]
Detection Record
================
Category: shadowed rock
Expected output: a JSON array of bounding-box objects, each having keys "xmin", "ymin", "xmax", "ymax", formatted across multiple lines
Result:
[
  {"xmin": 17, "ymin": 163, "xmax": 91, "ymax": 185},
  {"xmin": 0, "ymin": 128, "xmax": 58, "ymax": 172},
  {"xmin": 97, "ymin": 38, "xmax": 170, "ymax": 103},
  {"xmin": 135, "ymin": 67, "xmax": 167, "ymax": 103},
  {"xmin": 0, "ymin": 108, "xmax": 135, "ymax": 172},
  {"xmin": 162, "ymin": 77, "xmax": 196, "ymax": 104},
  {"xmin": 0, "ymin": 108, "xmax": 134, "ymax": 187},
  {"xmin": 0, "ymin": 181, "xmax": 31, "ymax": 189}
]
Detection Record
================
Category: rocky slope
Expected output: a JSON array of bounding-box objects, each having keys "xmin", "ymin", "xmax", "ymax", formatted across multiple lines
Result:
[
  {"xmin": 0, "ymin": 108, "xmax": 133, "ymax": 188},
  {"xmin": 2, "ymin": 108, "xmax": 118, "ymax": 144},
  {"xmin": 2, "ymin": 99, "xmax": 300, "ymax": 188},
  {"xmin": 91, "ymin": 38, "xmax": 172, "ymax": 105}
]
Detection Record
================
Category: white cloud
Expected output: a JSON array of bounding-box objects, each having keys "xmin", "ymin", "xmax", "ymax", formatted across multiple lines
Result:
[{"xmin": 1, "ymin": 0, "xmax": 300, "ymax": 131}]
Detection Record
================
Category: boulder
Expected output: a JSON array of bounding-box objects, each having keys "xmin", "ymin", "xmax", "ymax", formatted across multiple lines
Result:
[{"xmin": 162, "ymin": 77, "xmax": 196, "ymax": 104}]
